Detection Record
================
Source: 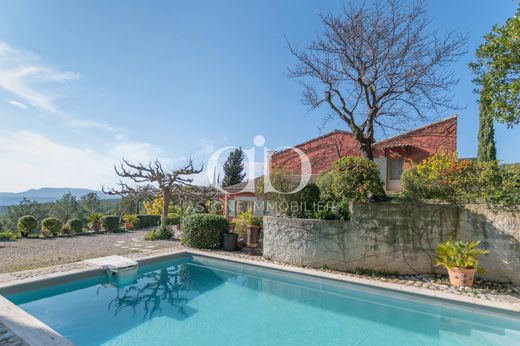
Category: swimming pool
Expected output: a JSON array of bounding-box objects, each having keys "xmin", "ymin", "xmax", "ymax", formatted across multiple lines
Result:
[{"xmin": 4, "ymin": 255, "xmax": 520, "ymax": 345}]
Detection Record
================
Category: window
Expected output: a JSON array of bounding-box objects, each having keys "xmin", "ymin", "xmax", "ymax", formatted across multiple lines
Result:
[
  {"xmin": 389, "ymin": 158, "xmax": 404, "ymax": 180},
  {"xmin": 236, "ymin": 200, "xmax": 252, "ymax": 215}
]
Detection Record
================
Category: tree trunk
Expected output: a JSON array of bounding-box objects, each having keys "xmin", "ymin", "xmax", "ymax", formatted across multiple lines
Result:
[
  {"xmin": 358, "ymin": 138, "xmax": 374, "ymax": 161},
  {"xmin": 161, "ymin": 190, "xmax": 170, "ymax": 227}
]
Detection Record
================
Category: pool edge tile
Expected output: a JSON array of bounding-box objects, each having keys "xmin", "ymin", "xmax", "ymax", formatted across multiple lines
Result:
[
  {"xmin": 181, "ymin": 250, "xmax": 520, "ymax": 314},
  {"xmin": 0, "ymin": 295, "xmax": 73, "ymax": 346}
]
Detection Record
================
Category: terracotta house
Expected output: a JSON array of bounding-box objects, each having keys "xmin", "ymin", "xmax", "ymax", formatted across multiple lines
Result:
[{"xmin": 223, "ymin": 116, "xmax": 457, "ymax": 219}]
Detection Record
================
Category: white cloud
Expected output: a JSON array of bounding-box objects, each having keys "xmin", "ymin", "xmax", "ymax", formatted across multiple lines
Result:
[
  {"xmin": 0, "ymin": 131, "xmax": 228, "ymax": 192},
  {"xmin": 0, "ymin": 41, "xmax": 116, "ymax": 132},
  {"xmin": 8, "ymin": 100, "xmax": 28, "ymax": 110},
  {"xmin": 0, "ymin": 131, "xmax": 163, "ymax": 192}
]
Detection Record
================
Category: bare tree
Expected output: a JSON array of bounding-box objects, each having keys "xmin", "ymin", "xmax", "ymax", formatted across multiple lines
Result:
[
  {"xmin": 287, "ymin": 0, "xmax": 467, "ymax": 159},
  {"xmin": 103, "ymin": 158, "xmax": 202, "ymax": 226},
  {"xmin": 178, "ymin": 185, "xmax": 219, "ymax": 213}
]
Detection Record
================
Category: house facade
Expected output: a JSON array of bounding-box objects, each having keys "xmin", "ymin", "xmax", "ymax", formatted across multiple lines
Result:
[{"xmin": 223, "ymin": 116, "xmax": 457, "ymax": 219}]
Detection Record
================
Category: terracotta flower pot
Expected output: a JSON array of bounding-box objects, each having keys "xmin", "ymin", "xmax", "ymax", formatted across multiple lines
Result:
[
  {"xmin": 125, "ymin": 223, "xmax": 134, "ymax": 231},
  {"xmin": 246, "ymin": 225, "xmax": 260, "ymax": 246},
  {"xmin": 92, "ymin": 221, "xmax": 101, "ymax": 232},
  {"xmin": 448, "ymin": 267, "xmax": 477, "ymax": 287}
]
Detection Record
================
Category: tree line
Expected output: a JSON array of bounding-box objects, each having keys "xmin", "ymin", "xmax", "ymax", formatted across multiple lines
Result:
[{"xmin": 0, "ymin": 192, "xmax": 136, "ymax": 231}]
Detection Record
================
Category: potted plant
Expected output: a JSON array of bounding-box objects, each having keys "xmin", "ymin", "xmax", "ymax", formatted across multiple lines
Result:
[
  {"xmin": 88, "ymin": 213, "xmax": 103, "ymax": 232},
  {"xmin": 122, "ymin": 214, "xmax": 139, "ymax": 231},
  {"xmin": 434, "ymin": 240, "xmax": 489, "ymax": 287},
  {"xmin": 222, "ymin": 231, "xmax": 238, "ymax": 251},
  {"xmin": 240, "ymin": 210, "xmax": 262, "ymax": 247}
]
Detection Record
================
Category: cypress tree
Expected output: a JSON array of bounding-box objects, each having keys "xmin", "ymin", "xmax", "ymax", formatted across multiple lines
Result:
[
  {"xmin": 477, "ymin": 79, "xmax": 497, "ymax": 162},
  {"xmin": 221, "ymin": 148, "xmax": 246, "ymax": 187}
]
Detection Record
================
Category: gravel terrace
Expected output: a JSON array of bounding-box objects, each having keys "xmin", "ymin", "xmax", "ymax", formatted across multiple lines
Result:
[{"xmin": 0, "ymin": 230, "xmax": 183, "ymax": 273}]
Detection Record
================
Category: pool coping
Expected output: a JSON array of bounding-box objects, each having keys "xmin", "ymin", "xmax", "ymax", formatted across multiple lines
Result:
[
  {"xmin": 0, "ymin": 249, "xmax": 519, "ymax": 345},
  {"xmin": 184, "ymin": 250, "xmax": 520, "ymax": 314},
  {"xmin": 0, "ymin": 295, "xmax": 73, "ymax": 346}
]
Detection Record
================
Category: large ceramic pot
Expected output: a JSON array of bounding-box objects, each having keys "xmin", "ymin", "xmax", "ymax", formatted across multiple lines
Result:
[
  {"xmin": 125, "ymin": 223, "xmax": 134, "ymax": 231},
  {"xmin": 91, "ymin": 221, "xmax": 101, "ymax": 232},
  {"xmin": 246, "ymin": 225, "xmax": 260, "ymax": 246},
  {"xmin": 448, "ymin": 267, "xmax": 477, "ymax": 287},
  {"xmin": 223, "ymin": 233, "xmax": 238, "ymax": 251}
]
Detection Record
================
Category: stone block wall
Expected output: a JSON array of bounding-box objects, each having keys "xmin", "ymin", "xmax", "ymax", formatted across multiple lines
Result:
[{"xmin": 263, "ymin": 203, "xmax": 520, "ymax": 283}]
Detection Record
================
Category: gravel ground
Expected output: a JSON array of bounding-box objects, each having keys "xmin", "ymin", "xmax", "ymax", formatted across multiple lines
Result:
[{"xmin": 0, "ymin": 229, "xmax": 183, "ymax": 273}]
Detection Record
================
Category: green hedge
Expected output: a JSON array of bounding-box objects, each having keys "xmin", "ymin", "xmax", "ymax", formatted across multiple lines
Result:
[
  {"xmin": 166, "ymin": 213, "xmax": 181, "ymax": 225},
  {"xmin": 181, "ymin": 214, "xmax": 229, "ymax": 249},
  {"xmin": 41, "ymin": 217, "xmax": 63, "ymax": 236},
  {"xmin": 17, "ymin": 215, "xmax": 38, "ymax": 237},
  {"xmin": 102, "ymin": 215, "xmax": 120, "ymax": 232},
  {"xmin": 136, "ymin": 214, "xmax": 161, "ymax": 228}
]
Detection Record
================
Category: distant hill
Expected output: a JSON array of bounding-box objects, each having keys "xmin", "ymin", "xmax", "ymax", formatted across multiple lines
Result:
[{"xmin": 0, "ymin": 188, "xmax": 119, "ymax": 206}]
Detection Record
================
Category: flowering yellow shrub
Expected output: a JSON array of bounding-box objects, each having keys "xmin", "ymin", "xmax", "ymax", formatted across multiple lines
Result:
[
  {"xmin": 143, "ymin": 197, "xmax": 178, "ymax": 215},
  {"xmin": 402, "ymin": 152, "xmax": 520, "ymax": 205}
]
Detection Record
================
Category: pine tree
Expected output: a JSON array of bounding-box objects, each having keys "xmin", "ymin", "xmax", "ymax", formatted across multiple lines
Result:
[
  {"xmin": 477, "ymin": 80, "xmax": 497, "ymax": 162},
  {"xmin": 222, "ymin": 148, "xmax": 246, "ymax": 188}
]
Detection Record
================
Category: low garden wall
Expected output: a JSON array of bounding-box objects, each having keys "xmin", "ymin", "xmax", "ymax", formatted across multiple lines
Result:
[{"xmin": 263, "ymin": 203, "xmax": 520, "ymax": 283}]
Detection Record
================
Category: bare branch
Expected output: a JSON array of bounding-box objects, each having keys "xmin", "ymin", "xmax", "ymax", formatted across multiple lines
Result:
[{"xmin": 287, "ymin": 0, "xmax": 468, "ymax": 159}]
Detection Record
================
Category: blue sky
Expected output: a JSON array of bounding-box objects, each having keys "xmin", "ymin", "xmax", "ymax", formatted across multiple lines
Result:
[{"xmin": 0, "ymin": 0, "xmax": 518, "ymax": 192}]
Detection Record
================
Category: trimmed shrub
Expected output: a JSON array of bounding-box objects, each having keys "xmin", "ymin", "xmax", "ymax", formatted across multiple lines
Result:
[
  {"xmin": 17, "ymin": 215, "xmax": 38, "ymax": 237},
  {"xmin": 181, "ymin": 213, "xmax": 229, "ymax": 249},
  {"xmin": 67, "ymin": 218, "xmax": 84, "ymax": 234},
  {"xmin": 166, "ymin": 213, "xmax": 181, "ymax": 226},
  {"xmin": 316, "ymin": 157, "xmax": 384, "ymax": 203},
  {"xmin": 136, "ymin": 214, "xmax": 161, "ymax": 228},
  {"xmin": 144, "ymin": 226, "xmax": 173, "ymax": 241},
  {"xmin": 41, "ymin": 217, "xmax": 63, "ymax": 237},
  {"xmin": 102, "ymin": 215, "xmax": 120, "ymax": 232},
  {"xmin": 287, "ymin": 183, "xmax": 321, "ymax": 218},
  {"xmin": 0, "ymin": 230, "xmax": 17, "ymax": 241}
]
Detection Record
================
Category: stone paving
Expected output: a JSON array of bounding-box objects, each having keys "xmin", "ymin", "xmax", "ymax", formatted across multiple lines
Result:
[{"xmin": 0, "ymin": 324, "xmax": 26, "ymax": 346}]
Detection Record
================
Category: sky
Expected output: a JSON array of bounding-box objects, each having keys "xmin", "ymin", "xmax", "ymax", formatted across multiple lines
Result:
[{"xmin": 0, "ymin": 0, "xmax": 518, "ymax": 192}]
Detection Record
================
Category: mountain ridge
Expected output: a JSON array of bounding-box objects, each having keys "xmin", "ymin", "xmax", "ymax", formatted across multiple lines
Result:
[{"xmin": 0, "ymin": 187, "xmax": 118, "ymax": 206}]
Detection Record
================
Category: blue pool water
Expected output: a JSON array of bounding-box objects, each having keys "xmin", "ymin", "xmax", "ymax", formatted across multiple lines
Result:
[{"xmin": 5, "ymin": 256, "xmax": 520, "ymax": 345}]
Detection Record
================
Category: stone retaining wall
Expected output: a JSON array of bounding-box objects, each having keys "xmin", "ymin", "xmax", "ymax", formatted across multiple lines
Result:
[{"xmin": 263, "ymin": 203, "xmax": 520, "ymax": 283}]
